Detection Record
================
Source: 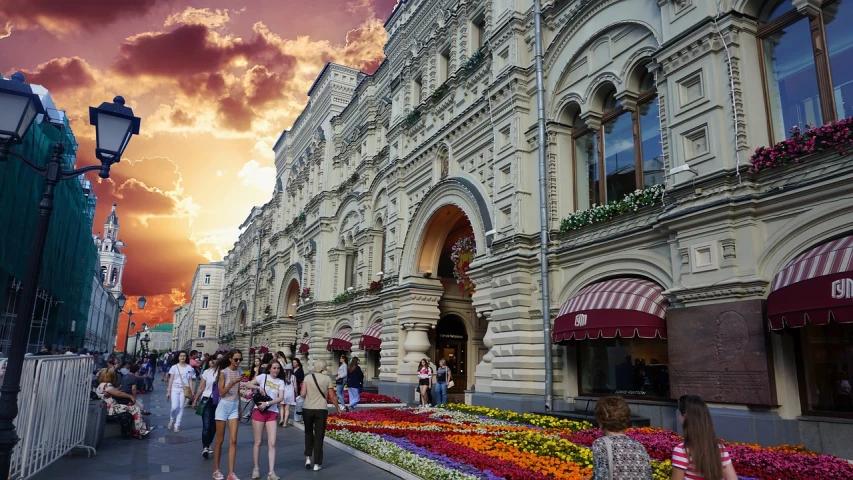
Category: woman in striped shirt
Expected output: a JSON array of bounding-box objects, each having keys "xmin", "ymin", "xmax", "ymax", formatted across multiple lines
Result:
[{"xmin": 671, "ymin": 395, "xmax": 738, "ymax": 480}]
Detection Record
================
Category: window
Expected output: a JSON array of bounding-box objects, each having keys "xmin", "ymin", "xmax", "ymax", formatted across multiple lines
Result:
[
  {"xmin": 413, "ymin": 75, "xmax": 423, "ymax": 105},
  {"xmin": 577, "ymin": 337, "xmax": 671, "ymax": 399},
  {"xmin": 110, "ymin": 268, "xmax": 118, "ymax": 284},
  {"xmin": 439, "ymin": 47, "xmax": 451, "ymax": 82},
  {"xmin": 344, "ymin": 251, "xmax": 358, "ymax": 289},
  {"xmin": 760, "ymin": 0, "xmax": 853, "ymax": 141},
  {"xmin": 198, "ymin": 325, "xmax": 206, "ymax": 338},
  {"xmin": 797, "ymin": 322, "xmax": 853, "ymax": 416},
  {"xmin": 573, "ymin": 80, "xmax": 662, "ymax": 209},
  {"xmin": 202, "ymin": 296, "xmax": 209, "ymax": 309},
  {"xmin": 204, "ymin": 274, "xmax": 211, "ymax": 285},
  {"xmin": 472, "ymin": 15, "xmax": 486, "ymax": 49}
]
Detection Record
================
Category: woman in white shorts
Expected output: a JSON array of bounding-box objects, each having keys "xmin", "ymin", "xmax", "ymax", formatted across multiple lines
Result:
[{"xmin": 212, "ymin": 349, "xmax": 244, "ymax": 480}]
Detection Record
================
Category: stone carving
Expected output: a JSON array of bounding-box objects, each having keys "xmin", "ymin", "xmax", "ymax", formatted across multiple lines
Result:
[{"xmin": 668, "ymin": 299, "xmax": 775, "ymax": 405}]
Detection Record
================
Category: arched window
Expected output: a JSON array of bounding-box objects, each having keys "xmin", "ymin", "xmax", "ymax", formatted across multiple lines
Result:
[
  {"xmin": 110, "ymin": 268, "xmax": 118, "ymax": 284},
  {"xmin": 572, "ymin": 77, "xmax": 662, "ymax": 208},
  {"xmin": 759, "ymin": 0, "xmax": 853, "ymax": 141},
  {"xmin": 100, "ymin": 266, "xmax": 107, "ymax": 282}
]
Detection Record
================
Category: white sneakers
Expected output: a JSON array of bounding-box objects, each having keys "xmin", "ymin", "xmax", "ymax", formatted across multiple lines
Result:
[
  {"xmin": 304, "ymin": 458, "xmax": 311, "ymax": 468},
  {"xmin": 202, "ymin": 447, "xmax": 210, "ymax": 458},
  {"xmin": 313, "ymin": 465, "xmax": 322, "ymax": 471}
]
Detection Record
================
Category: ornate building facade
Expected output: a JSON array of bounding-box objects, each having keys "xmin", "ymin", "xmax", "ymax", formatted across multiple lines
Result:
[
  {"xmin": 218, "ymin": 0, "xmax": 853, "ymax": 456},
  {"xmin": 172, "ymin": 262, "xmax": 225, "ymax": 353},
  {"xmin": 93, "ymin": 203, "xmax": 126, "ymax": 296}
]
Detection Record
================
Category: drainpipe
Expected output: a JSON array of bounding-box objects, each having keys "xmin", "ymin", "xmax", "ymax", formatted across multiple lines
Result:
[
  {"xmin": 248, "ymin": 229, "xmax": 262, "ymax": 356},
  {"xmin": 533, "ymin": 0, "xmax": 553, "ymax": 411}
]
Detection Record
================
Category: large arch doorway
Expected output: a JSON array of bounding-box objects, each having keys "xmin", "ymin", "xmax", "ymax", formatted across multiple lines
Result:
[
  {"xmin": 436, "ymin": 315, "xmax": 468, "ymax": 396},
  {"xmin": 282, "ymin": 279, "xmax": 300, "ymax": 318}
]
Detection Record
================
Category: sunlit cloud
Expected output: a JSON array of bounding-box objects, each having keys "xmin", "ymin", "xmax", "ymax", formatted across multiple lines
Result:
[{"xmin": 237, "ymin": 160, "xmax": 276, "ymax": 192}]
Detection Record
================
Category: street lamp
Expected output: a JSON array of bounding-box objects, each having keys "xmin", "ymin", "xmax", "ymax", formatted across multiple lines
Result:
[
  {"xmin": 118, "ymin": 293, "xmax": 146, "ymax": 357},
  {"xmin": 0, "ymin": 73, "xmax": 142, "ymax": 478}
]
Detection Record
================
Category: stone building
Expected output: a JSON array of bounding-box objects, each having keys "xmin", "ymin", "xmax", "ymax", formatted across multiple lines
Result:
[
  {"xmin": 172, "ymin": 262, "xmax": 225, "ymax": 353},
  {"xmin": 218, "ymin": 0, "xmax": 853, "ymax": 456}
]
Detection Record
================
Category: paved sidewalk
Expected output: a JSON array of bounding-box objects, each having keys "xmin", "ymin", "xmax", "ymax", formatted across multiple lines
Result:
[{"xmin": 32, "ymin": 382, "xmax": 401, "ymax": 480}]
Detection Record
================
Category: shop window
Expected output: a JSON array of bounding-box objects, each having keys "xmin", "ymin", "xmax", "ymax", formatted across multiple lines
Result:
[
  {"xmin": 797, "ymin": 322, "xmax": 853, "ymax": 416},
  {"xmin": 572, "ymin": 81, "xmax": 661, "ymax": 207},
  {"xmin": 759, "ymin": 0, "xmax": 853, "ymax": 141},
  {"xmin": 577, "ymin": 337, "xmax": 671, "ymax": 399}
]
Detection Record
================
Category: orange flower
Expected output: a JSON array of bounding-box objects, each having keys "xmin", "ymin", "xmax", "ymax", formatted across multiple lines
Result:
[{"xmin": 446, "ymin": 434, "xmax": 590, "ymax": 480}]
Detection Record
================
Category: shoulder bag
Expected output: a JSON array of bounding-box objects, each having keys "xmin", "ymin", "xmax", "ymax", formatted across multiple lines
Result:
[
  {"xmin": 602, "ymin": 436, "xmax": 615, "ymax": 480},
  {"xmin": 178, "ymin": 366, "xmax": 193, "ymax": 398},
  {"xmin": 252, "ymin": 374, "xmax": 273, "ymax": 411}
]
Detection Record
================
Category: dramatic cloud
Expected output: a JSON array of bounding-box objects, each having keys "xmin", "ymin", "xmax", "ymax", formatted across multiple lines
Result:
[
  {"xmin": 0, "ymin": 0, "xmax": 168, "ymax": 34},
  {"xmin": 237, "ymin": 160, "xmax": 276, "ymax": 192},
  {"xmin": 0, "ymin": 22, "xmax": 11, "ymax": 39},
  {"xmin": 16, "ymin": 57, "xmax": 97, "ymax": 93},
  {"xmin": 164, "ymin": 7, "xmax": 233, "ymax": 29}
]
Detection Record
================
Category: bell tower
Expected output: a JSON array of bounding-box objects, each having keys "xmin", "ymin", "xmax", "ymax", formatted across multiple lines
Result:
[{"xmin": 92, "ymin": 203, "xmax": 127, "ymax": 296}]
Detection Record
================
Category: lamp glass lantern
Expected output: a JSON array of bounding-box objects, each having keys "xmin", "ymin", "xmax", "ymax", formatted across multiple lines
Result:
[
  {"xmin": 89, "ymin": 96, "xmax": 141, "ymax": 174},
  {"xmin": 0, "ymin": 73, "xmax": 45, "ymax": 145},
  {"xmin": 117, "ymin": 293, "xmax": 127, "ymax": 310},
  {"xmin": 137, "ymin": 296, "xmax": 146, "ymax": 310}
]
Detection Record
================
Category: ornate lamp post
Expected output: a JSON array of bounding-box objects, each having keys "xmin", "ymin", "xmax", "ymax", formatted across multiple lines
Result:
[
  {"xmin": 118, "ymin": 293, "xmax": 146, "ymax": 356},
  {"xmin": 0, "ymin": 72, "xmax": 141, "ymax": 477}
]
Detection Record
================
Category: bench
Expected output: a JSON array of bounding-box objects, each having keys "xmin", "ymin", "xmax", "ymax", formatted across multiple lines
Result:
[{"xmin": 533, "ymin": 399, "xmax": 650, "ymax": 428}]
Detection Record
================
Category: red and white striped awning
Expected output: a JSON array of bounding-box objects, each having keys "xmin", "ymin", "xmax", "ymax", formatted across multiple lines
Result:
[
  {"xmin": 768, "ymin": 235, "xmax": 853, "ymax": 329},
  {"xmin": 298, "ymin": 336, "xmax": 310, "ymax": 354},
  {"xmin": 552, "ymin": 278, "xmax": 669, "ymax": 342},
  {"xmin": 359, "ymin": 322, "xmax": 383, "ymax": 350},
  {"xmin": 327, "ymin": 328, "xmax": 353, "ymax": 351}
]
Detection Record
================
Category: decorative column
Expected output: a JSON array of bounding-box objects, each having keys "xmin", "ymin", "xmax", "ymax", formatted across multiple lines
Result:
[
  {"xmin": 395, "ymin": 278, "xmax": 442, "ymax": 384},
  {"xmin": 470, "ymin": 265, "xmax": 495, "ymax": 393},
  {"xmin": 378, "ymin": 298, "xmax": 402, "ymax": 383}
]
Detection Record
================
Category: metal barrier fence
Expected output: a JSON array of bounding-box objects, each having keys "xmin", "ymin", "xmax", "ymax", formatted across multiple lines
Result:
[{"xmin": 0, "ymin": 355, "xmax": 95, "ymax": 480}]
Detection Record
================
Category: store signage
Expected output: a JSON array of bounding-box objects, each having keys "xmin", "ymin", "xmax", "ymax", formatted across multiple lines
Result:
[
  {"xmin": 439, "ymin": 334, "xmax": 464, "ymax": 339},
  {"xmin": 574, "ymin": 314, "xmax": 588, "ymax": 327},
  {"xmin": 831, "ymin": 278, "xmax": 853, "ymax": 299}
]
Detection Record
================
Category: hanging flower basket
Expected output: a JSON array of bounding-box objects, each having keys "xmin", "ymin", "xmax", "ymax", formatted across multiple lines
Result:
[
  {"xmin": 300, "ymin": 287, "xmax": 311, "ymax": 299},
  {"xmin": 450, "ymin": 236, "xmax": 476, "ymax": 293},
  {"xmin": 369, "ymin": 281, "xmax": 383, "ymax": 293}
]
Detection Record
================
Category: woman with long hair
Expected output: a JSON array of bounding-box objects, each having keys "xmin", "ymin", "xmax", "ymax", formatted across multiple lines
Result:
[
  {"xmin": 192, "ymin": 356, "xmax": 220, "ymax": 459},
  {"xmin": 245, "ymin": 361, "xmax": 284, "ymax": 480},
  {"xmin": 346, "ymin": 357, "xmax": 363, "ymax": 412},
  {"xmin": 672, "ymin": 395, "xmax": 738, "ymax": 480},
  {"xmin": 434, "ymin": 358, "xmax": 452, "ymax": 407},
  {"xmin": 291, "ymin": 358, "xmax": 305, "ymax": 423},
  {"xmin": 166, "ymin": 350, "xmax": 195, "ymax": 433},
  {"xmin": 278, "ymin": 365, "xmax": 295, "ymax": 427},
  {"xmin": 249, "ymin": 358, "xmax": 261, "ymax": 381},
  {"xmin": 417, "ymin": 358, "xmax": 431, "ymax": 408},
  {"xmin": 94, "ymin": 369, "xmax": 152, "ymax": 438},
  {"xmin": 335, "ymin": 355, "xmax": 348, "ymax": 406},
  {"xmin": 212, "ymin": 349, "xmax": 245, "ymax": 480}
]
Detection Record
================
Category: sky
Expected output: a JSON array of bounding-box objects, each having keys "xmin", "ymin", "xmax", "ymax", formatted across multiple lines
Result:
[{"xmin": 0, "ymin": 0, "xmax": 398, "ymax": 349}]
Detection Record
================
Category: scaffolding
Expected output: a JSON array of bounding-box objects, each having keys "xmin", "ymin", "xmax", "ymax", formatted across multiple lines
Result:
[{"xmin": 0, "ymin": 105, "xmax": 97, "ymax": 352}]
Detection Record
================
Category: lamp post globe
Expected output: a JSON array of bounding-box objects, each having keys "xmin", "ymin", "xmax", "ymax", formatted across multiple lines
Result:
[
  {"xmin": 0, "ymin": 73, "xmax": 44, "ymax": 157},
  {"xmin": 117, "ymin": 293, "xmax": 127, "ymax": 310},
  {"xmin": 137, "ymin": 296, "xmax": 146, "ymax": 310}
]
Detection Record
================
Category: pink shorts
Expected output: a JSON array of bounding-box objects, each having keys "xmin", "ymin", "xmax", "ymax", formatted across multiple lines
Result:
[{"xmin": 251, "ymin": 409, "xmax": 278, "ymax": 422}]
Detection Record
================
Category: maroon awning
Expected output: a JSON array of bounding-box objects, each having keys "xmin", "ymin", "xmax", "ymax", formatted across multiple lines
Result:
[
  {"xmin": 552, "ymin": 278, "xmax": 669, "ymax": 342},
  {"xmin": 298, "ymin": 337, "xmax": 310, "ymax": 354},
  {"xmin": 359, "ymin": 322, "xmax": 382, "ymax": 350},
  {"xmin": 768, "ymin": 235, "xmax": 853, "ymax": 330},
  {"xmin": 327, "ymin": 328, "xmax": 353, "ymax": 351}
]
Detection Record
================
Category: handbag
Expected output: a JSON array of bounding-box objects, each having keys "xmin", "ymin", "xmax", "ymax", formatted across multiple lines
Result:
[
  {"xmin": 195, "ymin": 396, "xmax": 210, "ymax": 416},
  {"xmin": 178, "ymin": 366, "xmax": 193, "ymax": 398},
  {"xmin": 211, "ymin": 375, "xmax": 220, "ymax": 405},
  {"xmin": 252, "ymin": 375, "xmax": 273, "ymax": 411},
  {"xmin": 447, "ymin": 380, "xmax": 455, "ymax": 389}
]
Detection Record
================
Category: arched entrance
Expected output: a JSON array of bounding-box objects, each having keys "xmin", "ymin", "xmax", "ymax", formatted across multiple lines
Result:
[
  {"xmin": 282, "ymin": 279, "xmax": 299, "ymax": 318},
  {"xmin": 436, "ymin": 315, "xmax": 468, "ymax": 395}
]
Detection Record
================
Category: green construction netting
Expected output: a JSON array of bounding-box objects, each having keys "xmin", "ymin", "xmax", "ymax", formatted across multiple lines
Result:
[{"xmin": 0, "ymin": 115, "xmax": 97, "ymax": 349}]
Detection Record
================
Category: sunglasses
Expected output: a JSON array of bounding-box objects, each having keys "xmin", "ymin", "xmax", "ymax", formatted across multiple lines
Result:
[{"xmin": 232, "ymin": 357, "xmax": 243, "ymax": 362}]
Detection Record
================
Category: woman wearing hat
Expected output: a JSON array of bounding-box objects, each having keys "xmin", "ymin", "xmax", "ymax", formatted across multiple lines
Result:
[{"xmin": 278, "ymin": 363, "xmax": 296, "ymax": 427}]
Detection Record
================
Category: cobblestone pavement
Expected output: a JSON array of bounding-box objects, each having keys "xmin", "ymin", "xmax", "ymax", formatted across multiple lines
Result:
[{"xmin": 31, "ymin": 382, "xmax": 401, "ymax": 480}]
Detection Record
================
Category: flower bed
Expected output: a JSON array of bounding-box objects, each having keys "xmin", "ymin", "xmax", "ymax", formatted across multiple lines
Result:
[
  {"xmin": 325, "ymin": 405, "xmax": 853, "ymax": 480},
  {"xmin": 559, "ymin": 184, "xmax": 663, "ymax": 232},
  {"xmin": 749, "ymin": 117, "xmax": 853, "ymax": 173},
  {"xmin": 326, "ymin": 391, "xmax": 402, "ymax": 404}
]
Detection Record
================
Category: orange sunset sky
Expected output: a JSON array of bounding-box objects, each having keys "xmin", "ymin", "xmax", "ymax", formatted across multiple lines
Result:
[{"xmin": 0, "ymin": 0, "xmax": 398, "ymax": 349}]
